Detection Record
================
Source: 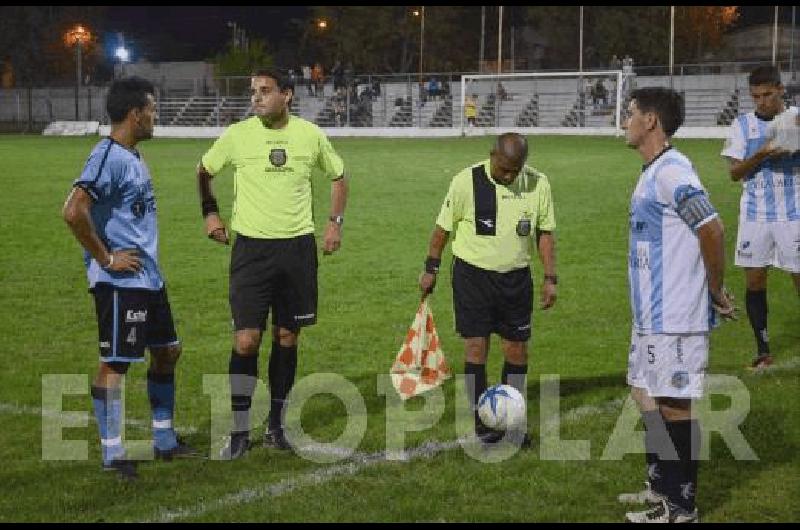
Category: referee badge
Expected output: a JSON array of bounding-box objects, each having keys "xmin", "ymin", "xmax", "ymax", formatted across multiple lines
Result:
[
  {"xmin": 269, "ymin": 148, "xmax": 287, "ymax": 167},
  {"xmin": 516, "ymin": 217, "xmax": 531, "ymax": 237}
]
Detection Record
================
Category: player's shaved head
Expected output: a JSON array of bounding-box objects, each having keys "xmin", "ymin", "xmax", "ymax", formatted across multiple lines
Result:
[{"xmin": 493, "ymin": 133, "xmax": 528, "ymax": 165}]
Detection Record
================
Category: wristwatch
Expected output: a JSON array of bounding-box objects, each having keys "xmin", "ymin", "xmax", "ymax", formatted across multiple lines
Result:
[{"xmin": 329, "ymin": 215, "xmax": 344, "ymax": 226}]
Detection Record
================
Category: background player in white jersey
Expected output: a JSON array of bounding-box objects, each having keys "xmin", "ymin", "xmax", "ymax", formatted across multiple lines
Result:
[
  {"xmin": 721, "ymin": 65, "xmax": 800, "ymax": 370},
  {"xmin": 618, "ymin": 87, "xmax": 735, "ymax": 523}
]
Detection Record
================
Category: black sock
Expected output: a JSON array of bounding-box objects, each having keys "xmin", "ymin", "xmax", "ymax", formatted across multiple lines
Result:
[
  {"xmin": 268, "ymin": 342, "xmax": 297, "ymax": 432},
  {"xmin": 464, "ymin": 362, "xmax": 487, "ymax": 428},
  {"xmin": 641, "ymin": 410, "xmax": 674, "ymax": 495},
  {"xmin": 229, "ymin": 349, "xmax": 258, "ymax": 435},
  {"xmin": 662, "ymin": 419, "xmax": 698, "ymax": 512},
  {"xmin": 745, "ymin": 289, "xmax": 769, "ymax": 355},
  {"xmin": 501, "ymin": 361, "xmax": 528, "ymax": 398}
]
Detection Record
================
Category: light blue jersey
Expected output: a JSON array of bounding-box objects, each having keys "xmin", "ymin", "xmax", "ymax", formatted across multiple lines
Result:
[
  {"xmin": 73, "ymin": 138, "xmax": 163, "ymax": 290},
  {"xmin": 721, "ymin": 108, "xmax": 800, "ymax": 222},
  {"xmin": 628, "ymin": 148, "xmax": 718, "ymax": 334}
]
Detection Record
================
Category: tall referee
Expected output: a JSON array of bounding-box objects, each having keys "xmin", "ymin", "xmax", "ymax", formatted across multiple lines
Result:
[
  {"xmin": 197, "ymin": 69, "xmax": 348, "ymax": 459},
  {"xmin": 419, "ymin": 133, "xmax": 557, "ymax": 446}
]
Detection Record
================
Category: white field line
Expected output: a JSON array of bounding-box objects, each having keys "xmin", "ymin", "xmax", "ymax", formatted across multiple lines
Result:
[
  {"xmin": 0, "ymin": 403, "xmax": 198, "ymax": 435},
  {"xmin": 140, "ymin": 397, "xmax": 633, "ymax": 523}
]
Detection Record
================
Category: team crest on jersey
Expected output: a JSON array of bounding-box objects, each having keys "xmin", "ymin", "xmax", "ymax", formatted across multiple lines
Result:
[
  {"xmin": 671, "ymin": 370, "xmax": 690, "ymax": 389},
  {"xmin": 741, "ymin": 240, "xmax": 750, "ymax": 249},
  {"xmin": 131, "ymin": 198, "xmax": 146, "ymax": 218},
  {"xmin": 269, "ymin": 148, "xmax": 287, "ymax": 167}
]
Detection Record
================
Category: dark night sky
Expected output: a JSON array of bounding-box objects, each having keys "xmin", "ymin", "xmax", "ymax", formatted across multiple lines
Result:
[
  {"xmin": 102, "ymin": 6, "xmax": 796, "ymax": 63},
  {"xmin": 104, "ymin": 6, "xmax": 310, "ymax": 61}
]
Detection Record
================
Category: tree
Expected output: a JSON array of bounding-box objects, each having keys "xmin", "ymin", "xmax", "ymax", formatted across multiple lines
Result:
[{"xmin": 213, "ymin": 38, "xmax": 274, "ymax": 77}]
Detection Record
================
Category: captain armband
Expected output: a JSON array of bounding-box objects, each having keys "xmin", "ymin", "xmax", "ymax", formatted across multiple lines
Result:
[{"xmin": 676, "ymin": 192, "xmax": 717, "ymax": 230}]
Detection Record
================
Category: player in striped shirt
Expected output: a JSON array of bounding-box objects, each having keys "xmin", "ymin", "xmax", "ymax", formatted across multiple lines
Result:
[
  {"xmin": 721, "ymin": 65, "xmax": 800, "ymax": 370},
  {"xmin": 619, "ymin": 87, "xmax": 735, "ymax": 523}
]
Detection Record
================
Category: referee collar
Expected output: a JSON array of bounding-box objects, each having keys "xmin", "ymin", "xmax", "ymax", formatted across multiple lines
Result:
[{"xmin": 641, "ymin": 144, "xmax": 672, "ymax": 172}]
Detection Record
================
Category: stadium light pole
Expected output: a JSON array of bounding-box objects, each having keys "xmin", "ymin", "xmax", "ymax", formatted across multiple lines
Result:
[
  {"xmin": 669, "ymin": 6, "xmax": 675, "ymax": 89},
  {"xmin": 497, "ymin": 6, "xmax": 503, "ymax": 75},
  {"xmin": 579, "ymin": 6, "xmax": 584, "ymax": 73},
  {"xmin": 791, "ymin": 6, "xmax": 796, "ymax": 80},
  {"xmin": 65, "ymin": 24, "xmax": 91, "ymax": 121},
  {"xmin": 480, "ymin": 6, "xmax": 485, "ymax": 72},
  {"xmin": 772, "ymin": 6, "xmax": 779, "ymax": 65}
]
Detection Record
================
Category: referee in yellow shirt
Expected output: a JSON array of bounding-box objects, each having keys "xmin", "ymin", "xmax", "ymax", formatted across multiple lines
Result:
[
  {"xmin": 419, "ymin": 133, "xmax": 557, "ymax": 447},
  {"xmin": 197, "ymin": 69, "xmax": 348, "ymax": 459}
]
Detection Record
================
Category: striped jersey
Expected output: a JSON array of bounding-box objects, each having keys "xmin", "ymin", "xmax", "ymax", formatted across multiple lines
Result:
[
  {"xmin": 721, "ymin": 107, "xmax": 800, "ymax": 222},
  {"xmin": 628, "ymin": 147, "xmax": 718, "ymax": 334},
  {"xmin": 73, "ymin": 137, "xmax": 164, "ymax": 290}
]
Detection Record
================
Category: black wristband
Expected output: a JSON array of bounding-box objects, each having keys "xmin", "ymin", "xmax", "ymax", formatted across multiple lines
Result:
[
  {"xmin": 202, "ymin": 198, "xmax": 219, "ymax": 217},
  {"xmin": 425, "ymin": 257, "xmax": 441, "ymax": 274},
  {"xmin": 544, "ymin": 274, "xmax": 558, "ymax": 285}
]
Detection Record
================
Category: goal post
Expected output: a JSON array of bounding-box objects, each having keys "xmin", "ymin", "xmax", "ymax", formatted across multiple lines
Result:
[{"xmin": 459, "ymin": 70, "xmax": 627, "ymax": 135}]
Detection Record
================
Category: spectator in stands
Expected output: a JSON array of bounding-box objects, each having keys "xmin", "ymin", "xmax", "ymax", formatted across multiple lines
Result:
[
  {"xmin": 428, "ymin": 77, "xmax": 439, "ymax": 101},
  {"xmin": 497, "ymin": 82, "xmax": 508, "ymax": 101},
  {"xmin": 302, "ymin": 65, "xmax": 312, "ymax": 95},
  {"xmin": 312, "ymin": 63, "xmax": 324, "ymax": 97},
  {"xmin": 592, "ymin": 79, "xmax": 608, "ymax": 108},
  {"xmin": 332, "ymin": 61, "xmax": 345, "ymax": 93},
  {"xmin": 371, "ymin": 78, "xmax": 381, "ymax": 100},
  {"xmin": 465, "ymin": 94, "xmax": 478, "ymax": 127}
]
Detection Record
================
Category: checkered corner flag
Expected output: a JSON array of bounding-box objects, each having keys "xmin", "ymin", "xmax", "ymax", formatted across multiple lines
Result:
[{"xmin": 391, "ymin": 298, "xmax": 452, "ymax": 400}]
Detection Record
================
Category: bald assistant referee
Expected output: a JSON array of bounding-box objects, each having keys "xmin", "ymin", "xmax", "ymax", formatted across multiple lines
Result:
[
  {"xmin": 197, "ymin": 69, "xmax": 348, "ymax": 459},
  {"xmin": 419, "ymin": 133, "xmax": 557, "ymax": 447}
]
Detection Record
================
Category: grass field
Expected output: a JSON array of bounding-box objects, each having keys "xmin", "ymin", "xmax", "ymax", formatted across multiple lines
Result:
[{"xmin": 0, "ymin": 134, "xmax": 797, "ymax": 522}]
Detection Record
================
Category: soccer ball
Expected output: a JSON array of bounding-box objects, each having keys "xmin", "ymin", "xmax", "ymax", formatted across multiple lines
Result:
[{"xmin": 477, "ymin": 384, "xmax": 526, "ymax": 431}]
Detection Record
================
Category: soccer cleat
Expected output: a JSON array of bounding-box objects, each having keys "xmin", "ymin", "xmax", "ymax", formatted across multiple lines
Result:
[
  {"xmin": 102, "ymin": 459, "xmax": 138, "ymax": 481},
  {"xmin": 263, "ymin": 428, "xmax": 292, "ymax": 451},
  {"xmin": 219, "ymin": 432, "xmax": 250, "ymax": 460},
  {"xmin": 624, "ymin": 499, "xmax": 699, "ymax": 523},
  {"xmin": 507, "ymin": 430, "xmax": 533, "ymax": 449},
  {"xmin": 748, "ymin": 354, "xmax": 774, "ymax": 371},
  {"xmin": 474, "ymin": 422, "xmax": 504, "ymax": 445},
  {"xmin": 154, "ymin": 436, "xmax": 201, "ymax": 461},
  {"xmin": 618, "ymin": 481, "xmax": 666, "ymax": 505}
]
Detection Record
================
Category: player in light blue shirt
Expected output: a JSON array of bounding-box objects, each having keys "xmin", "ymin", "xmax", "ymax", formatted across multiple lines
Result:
[{"xmin": 63, "ymin": 77, "xmax": 195, "ymax": 479}]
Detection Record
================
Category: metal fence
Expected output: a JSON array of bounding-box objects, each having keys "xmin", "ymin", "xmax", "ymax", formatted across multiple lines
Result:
[{"xmin": 1, "ymin": 62, "xmax": 798, "ymax": 132}]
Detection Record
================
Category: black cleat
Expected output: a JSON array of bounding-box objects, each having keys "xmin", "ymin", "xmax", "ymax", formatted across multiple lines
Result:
[
  {"xmin": 263, "ymin": 428, "xmax": 292, "ymax": 451},
  {"xmin": 154, "ymin": 436, "xmax": 201, "ymax": 461},
  {"xmin": 475, "ymin": 423, "xmax": 504, "ymax": 445},
  {"xmin": 102, "ymin": 459, "xmax": 138, "ymax": 481},
  {"xmin": 507, "ymin": 430, "xmax": 533, "ymax": 449},
  {"xmin": 219, "ymin": 432, "xmax": 250, "ymax": 460}
]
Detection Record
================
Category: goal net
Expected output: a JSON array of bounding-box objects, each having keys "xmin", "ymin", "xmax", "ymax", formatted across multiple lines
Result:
[{"xmin": 459, "ymin": 70, "xmax": 629, "ymax": 135}]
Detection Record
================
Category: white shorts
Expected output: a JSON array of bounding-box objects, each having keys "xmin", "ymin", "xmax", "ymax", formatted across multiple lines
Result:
[
  {"xmin": 735, "ymin": 218, "xmax": 800, "ymax": 273},
  {"xmin": 626, "ymin": 329, "xmax": 709, "ymax": 399}
]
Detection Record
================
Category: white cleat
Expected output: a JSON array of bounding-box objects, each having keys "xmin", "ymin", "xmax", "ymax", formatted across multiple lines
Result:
[
  {"xmin": 624, "ymin": 499, "xmax": 699, "ymax": 523},
  {"xmin": 618, "ymin": 481, "xmax": 667, "ymax": 505}
]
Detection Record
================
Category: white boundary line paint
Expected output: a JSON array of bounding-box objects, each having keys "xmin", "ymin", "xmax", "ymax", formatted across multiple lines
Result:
[
  {"xmin": 141, "ymin": 398, "xmax": 637, "ymax": 523},
  {"xmin": 146, "ymin": 438, "xmax": 470, "ymax": 523},
  {"xmin": 0, "ymin": 403, "xmax": 198, "ymax": 435}
]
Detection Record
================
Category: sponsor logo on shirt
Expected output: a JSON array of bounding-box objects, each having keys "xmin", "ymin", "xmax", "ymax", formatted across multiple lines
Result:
[{"xmin": 125, "ymin": 310, "xmax": 147, "ymax": 323}]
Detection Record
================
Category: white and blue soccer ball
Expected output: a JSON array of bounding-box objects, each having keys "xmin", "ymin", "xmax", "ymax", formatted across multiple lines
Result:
[{"xmin": 477, "ymin": 384, "xmax": 526, "ymax": 431}]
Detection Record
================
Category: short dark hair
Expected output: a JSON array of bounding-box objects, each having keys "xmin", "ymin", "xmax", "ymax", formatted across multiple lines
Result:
[
  {"xmin": 252, "ymin": 68, "xmax": 295, "ymax": 93},
  {"xmin": 106, "ymin": 76, "xmax": 155, "ymax": 123},
  {"xmin": 630, "ymin": 87, "xmax": 684, "ymax": 137},
  {"xmin": 749, "ymin": 65, "xmax": 782, "ymax": 87}
]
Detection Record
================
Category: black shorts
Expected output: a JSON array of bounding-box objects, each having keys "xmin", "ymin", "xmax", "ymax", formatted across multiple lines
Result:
[
  {"xmin": 91, "ymin": 284, "xmax": 179, "ymax": 363},
  {"xmin": 452, "ymin": 257, "xmax": 533, "ymax": 342},
  {"xmin": 229, "ymin": 233, "xmax": 318, "ymax": 331}
]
